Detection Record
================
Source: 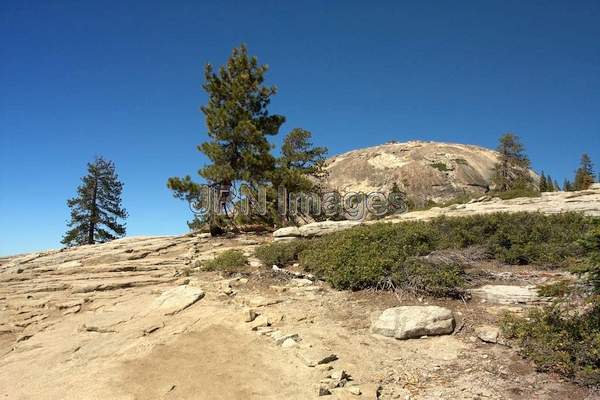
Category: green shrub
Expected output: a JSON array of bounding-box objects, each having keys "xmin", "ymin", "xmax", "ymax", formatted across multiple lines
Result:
[
  {"xmin": 430, "ymin": 162, "xmax": 452, "ymax": 172},
  {"xmin": 537, "ymin": 280, "xmax": 575, "ymax": 297},
  {"xmin": 295, "ymin": 212, "xmax": 597, "ymax": 295},
  {"xmin": 254, "ymin": 240, "xmax": 312, "ymax": 266},
  {"xmin": 434, "ymin": 212, "xmax": 594, "ymax": 266},
  {"xmin": 299, "ymin": 222, "xmax": 456, "ymax": 293},
  {"xmin": 574, "ymin": 225, "xmax": 600, "ymax": 292},
  {"xmin": 501, "ymin": 297, "xmax": 600, "ymax": 385},
  {"xmin": 393, "ymin": 259, "xmax": 466, "ymax": 298},
  {"xmin": 453, "ymin": 158, "xmax": 469, "ymax": 165},
  {"xmin": 204, "ymin": 250, "xmax": 248, "ymax": 273}
]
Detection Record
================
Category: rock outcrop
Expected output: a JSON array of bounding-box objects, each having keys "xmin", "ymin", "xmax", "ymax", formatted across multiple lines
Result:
[
  {"xmin": 371, "ymin": 306, "xmax": 455, "ymax": 339},
  {"xmin": 470, "ymin": 285, "xmax": 544, "ymax": 305},
  {"xmin": 323, "ymin": 140, "xmax": 537, "ymax": 205},
  {"xmin": 273, "ymin": 185, "xmax": 600, "ymax": 239}
]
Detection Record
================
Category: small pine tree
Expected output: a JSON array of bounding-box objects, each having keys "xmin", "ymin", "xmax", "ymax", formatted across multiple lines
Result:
[
  {"xmin": 271, "ymin": 128, "xmax": 328, "ymax": 223},
  {"xmin": 574, "ymin": 153, "xmax": 596, "ymax": 191},
  {"xmin": 553, "ymin": 179, "xmax": 560, "ymax": 192},
  {"xmin": 563, "ymin": 179, "xmax": 574, "ymax": 192},
  {"xmin": 539, "ymin": 172, "xmax": 548, "ymax": 192},
  {"xmin": 62, "ymin": 157, "xmax": 127, "ymax": 246},
  {"xmin": 492, "ymin": 133, "xmax": 533, "ymax": 192}
]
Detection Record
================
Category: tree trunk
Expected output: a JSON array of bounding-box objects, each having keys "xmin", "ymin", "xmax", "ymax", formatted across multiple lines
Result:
[{"xmin": 87, "ymin": 178, "xmax": 98, "ymax": 245}]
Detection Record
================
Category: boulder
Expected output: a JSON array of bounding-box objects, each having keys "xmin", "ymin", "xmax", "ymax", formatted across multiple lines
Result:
[
  {"xmin": 475, "ymin": 325, "xmax": 500, "ymax": 343},
  {"xmin": 371, "ymin": 306, "xmax": 455, "ymax": 339},
  {"xmin": 273, "ymin": 226, "xmax": 301, "ymax": 238}
]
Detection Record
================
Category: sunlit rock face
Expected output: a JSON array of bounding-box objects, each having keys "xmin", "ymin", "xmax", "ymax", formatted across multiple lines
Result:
[{"xmin": 323, "ymin": 140, "xmax": 534, "ymax": 205}]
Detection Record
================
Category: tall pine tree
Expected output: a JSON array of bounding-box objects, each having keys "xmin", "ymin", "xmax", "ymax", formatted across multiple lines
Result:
[
  {"xmin": 574, "ymin": 153, "xmax": 596, "ymax": 190},
  {"xmin": 168, "ymin": 45, "xmax": 285, "ymax": 228},
  {"xmin": 491, "ymin": 133, "xmax": 533, "ymax": 192},
  {"xmin": 62, "ymin": 157, "xmax": 127, "ymax": 246}
]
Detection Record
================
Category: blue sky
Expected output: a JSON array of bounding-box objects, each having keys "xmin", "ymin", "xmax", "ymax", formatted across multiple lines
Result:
[{"xmin": 1, "ymin": 0, "xmax": 599, "ymax": 255}]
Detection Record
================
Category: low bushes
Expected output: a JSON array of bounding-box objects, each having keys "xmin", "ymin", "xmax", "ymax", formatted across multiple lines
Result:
[
  {"xmin": 500, "ymin": 222, "xmax": 600, "ymax": 386},
  {"xmin": 431, "ymin": 212, "xmax": 594, "ymax": 265},
  {"xmin": 203, "ymin": 249, "xmax": 248, "ymax": 273},
  {"xmin": 299, "ymin": 222, "xmax": 446, "ymax": 291},
  {"xmin": 254, "ymin": 240, "xmax": 312, "ymax": 266},
  {"xmin": 254, "ymin": 212, "xmax": 597, "ymax": 296},
  {"xmin": 501, "ymin": 297, "xmax": 600, "ymax": 386}
]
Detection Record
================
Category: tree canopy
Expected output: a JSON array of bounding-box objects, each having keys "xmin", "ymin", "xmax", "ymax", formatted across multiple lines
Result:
[
  {"xmin": 62, "ymin": 156, "xmax": 127, "ymax": 246},
  {"xmin": 492, "ymin": 133, "xmax": 533, "ymax": 192},
  {"xmin": 168, "ymin": 45, "xmax": 327, "ymax": 232}
]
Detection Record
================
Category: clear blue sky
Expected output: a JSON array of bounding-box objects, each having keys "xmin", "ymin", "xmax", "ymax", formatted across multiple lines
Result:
[{"xmin": 1, "ymin": 1, "xmax": 599, "ymax": 255}]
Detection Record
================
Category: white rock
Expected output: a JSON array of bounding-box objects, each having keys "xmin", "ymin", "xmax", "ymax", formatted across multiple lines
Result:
[
  {"xmin": 371, "ymin": 306, "xmax": 455, "ymax": 340},
  {"xmin": 153, "ymin": 285, "xmax": 205, "ymax": 315},
  {"xmin": 476, "ymin": 325, "xmax": 500, "ymax": 343},
  {"xmin": 470, "ymin": 285, "xmax": 541, "ymax": 305},
  {"xmin": 244, "ymin": 309, "xmax": 258, "ymax": 322},
  {"xmin": 290, "ymin": 278, "xmax": 313, "ymax": 287},
  {"xmin": 273, "ymin": 226, "xmax": 301, "ymax": 238},
  {"xmin": 281, "ymin": 337, "xmax": 299, "ymax": 348}
]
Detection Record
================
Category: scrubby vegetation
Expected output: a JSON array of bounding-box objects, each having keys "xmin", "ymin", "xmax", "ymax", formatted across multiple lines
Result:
[
  {"xmin": 255, "ymin": 212, "xmax": 598, "ymax": 296},
  {"xmin": 501, "ymin": 298, "xmax": 600, "ymax": 386},
  {"xmin": 254, "ymin": 240, "xmax": 313, "ymax": 267},
  {"xmin": 500, "ymin": 224, "xmax": 600, "ymax": 386},
  {"xmin": 430, "ymin": 162, "xmax": 452, "ymax": 172},
  {"xmin": 203, "ymin": 249, "xmax": 248, "ymax": 273}
]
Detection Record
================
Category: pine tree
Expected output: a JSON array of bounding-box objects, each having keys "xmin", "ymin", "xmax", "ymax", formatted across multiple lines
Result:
[
  {"xmin": 272, "ymin": 129, "xmax": 328, "ymax": 223},
  {"xmin": 168, "ymin": 44, "xmax": 285, "ymax": 229},
  {"xmin": 278, "ymin": 128, "xmax": 327, "ymax": 184},
  {"xmin": 168, "ymin": 45, "xmax": 327, "ymax": 231},
  {"xmin": 574, "ymin": 153, "xmax": 596, "ymax": 191},
  {"xmin": 62, "ymin": 156, "xmax": 127, "ymax": 246},
  {"xmin": 553, "ymin": 179, "xmax": 560, "ymax": 192},
  {"xmin": 539, "ymin": 171, "xmax": 548, "ymax": 192},
  {"xmin": 491, "ymin": 133, "xmax": 533, "ymax": 192},
  {"xmin": 563, "ymin": 179, "xmax": 574, "ymax": 192}
]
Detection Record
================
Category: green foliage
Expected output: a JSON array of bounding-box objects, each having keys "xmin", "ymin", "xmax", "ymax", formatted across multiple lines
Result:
[
  {"xmin": 270, "ymin": 128, "xmax": 328, "ymax": 224},
  {"xmin": 574, "ymin": 153, "xmax": 596, "ymax": 191},
  {"xmin": 199, "ymin": 45, "xmax": 284, "ymax": 187},
  {"xmin": 254, "ymin": 240, "xmax": 312, "ymax": 266},
  {"xmin": 452, "ymin": 158, "xmax": 469, "ymax": 165},
  {"xmin": 574, "ymin": 225, "xmax": 600, "ymax": 293},
  {"xmin": 299, "ymin": 222, "xmax": 466, "ymax": 295},
  {"xmin": 430, "ymin": 162, "xmax": 452, "ymax": 172},
  {"xmin": 436, "ymin": 212, "xmax": 592, "ymax": 265},
  {"xmin": 537, "ymin": 280, "xmax": 575, "ymax": 297},
  {"xmin": 564, "ymin": 178, "xmax": 574, "ymax": 191},
  {"xmin": 492, "ymin": 133, "xmax": 534, "ymax": 192},
  {"xmin": 392, "ymin": 259, "xmax": 466, "ymax": 298},
  {"xmin": 296, "ymin": 213, "xmax": 596, "ymax": 294},
  {"xmin": 167, "ymin": 45, "xmax": 327, "ymax": 231},
  {"xmin": 539, "ymin": 171, "xmax": 549, "ymax": 192},
  {"xmin": 203, "ymin": 250, "xmax": 248, "ymax": 273},
  {"xmin": 501, "ymin": 298, "xmax": 600, "ymax": 385},
  {"xmin": 62, "ymin": 156, "xmax": 127, "ymax": 247}
]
